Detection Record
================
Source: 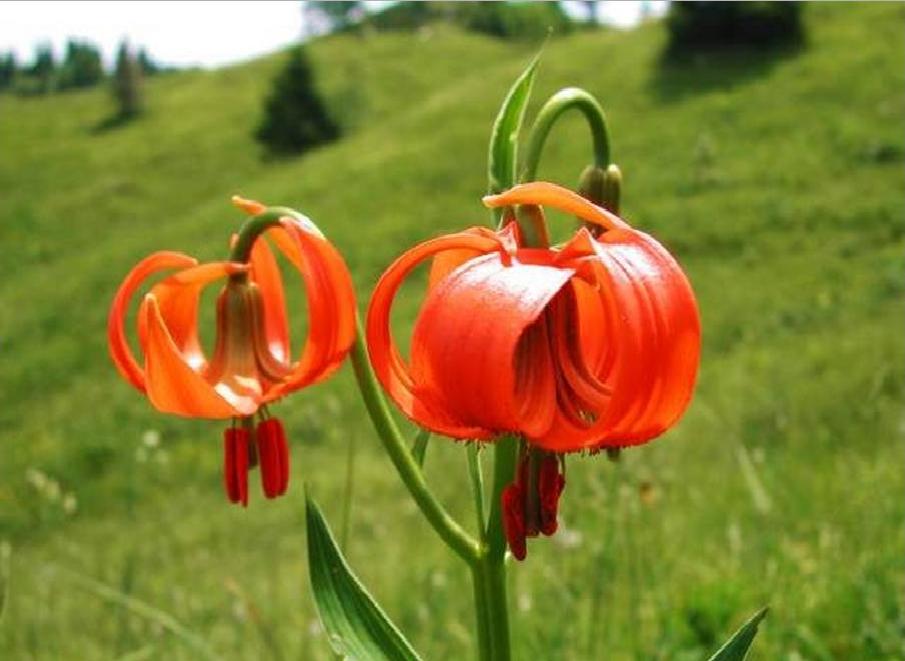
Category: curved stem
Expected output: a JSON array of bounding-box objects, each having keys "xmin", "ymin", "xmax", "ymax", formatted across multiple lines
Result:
[
  {"xmin": 349, "ymin": 320, "xmax": 481, "ymax": 565},
  {"xmin": 520, "ymin": 87, "xmax": 611, "ymax": 184},
  {"xmin": 229, "ymin": 210, "xmax": 285, "ymax": 263}
]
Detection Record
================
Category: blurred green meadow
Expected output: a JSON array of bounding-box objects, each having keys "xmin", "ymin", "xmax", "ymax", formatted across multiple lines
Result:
[{"xmin": 1, "ymin": 3, "xmax": 903, "ymax": 659}]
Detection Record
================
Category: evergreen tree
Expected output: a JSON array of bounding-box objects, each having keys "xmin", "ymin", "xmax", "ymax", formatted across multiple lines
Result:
[
  {"xmin": 255, "ymin": 46, "xmax": 340, "ymax": 155},
  {"xmin": 137, "ymin": 48, "xmax": 159, "ymax": 76},
  {"xmin": 59, "ymin": 39, "xmax": 103, "ymax": 90},
  {"xmin": 30, "ymin": 43, "xmax": 55, "ymax": 94},
  {"xmin": 0, "ymin": 52, "xmax": 16, "ymax": 91},
  {"xmin": 112, "ymin": 41, "xmax": 144, "ymax": 118}
]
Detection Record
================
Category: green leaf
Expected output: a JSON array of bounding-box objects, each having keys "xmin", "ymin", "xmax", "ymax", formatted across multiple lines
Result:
[
  {"xmin": 487, "ymin": 52, "xmax": 540, "ymax": 223},
  {"xmin": 306, "ymin": 494, "xmax": 422, "ymax": 661},
  {"xmin": 708, "ymin": 607, "xmax": 769, "ymax": 661}
]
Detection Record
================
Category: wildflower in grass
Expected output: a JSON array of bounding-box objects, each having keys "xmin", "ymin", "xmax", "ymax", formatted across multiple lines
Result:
[
  {"xmin": 366, "ymin": 181, "xmax": 700, "ymax": 557},
  {"xmin": 108, "ymin": 197, "xmax": 356, "ymax": 505}
]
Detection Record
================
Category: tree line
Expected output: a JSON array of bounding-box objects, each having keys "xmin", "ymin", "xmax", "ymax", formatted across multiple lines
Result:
[{"xmin": 0, "ymin": 39, "xmax": 159, "ymax": 97}]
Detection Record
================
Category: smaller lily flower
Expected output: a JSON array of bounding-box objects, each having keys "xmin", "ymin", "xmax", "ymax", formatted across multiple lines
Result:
[
  {"xmin": 366, "ymin": 181, "xmax": 700, "ymax": 558},
  {"xmin": 109, "ymin": 197, "xmax": 356, "ymax": 505}
]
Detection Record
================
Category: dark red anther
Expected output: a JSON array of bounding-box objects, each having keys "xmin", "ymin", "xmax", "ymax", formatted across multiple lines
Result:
[
  {"xmin": 256, "ymin": 419, "xmax": 280, "ymax": 498},
  {"xmin": 275, "ymin": 419, "xmax": 290, "ymax": 495},
  {"xmin": 256, "ymin": 417, "xmax": 290, "ymax": 499},
  {"xmin": 223, "ymin": 426, "xmax": 249, "ymax": 507},
  {"xmin": 538, "ymin": 456, "xmax": 565, "ymax": 536},
  {"xmin": 501, "ymin": 482, "xmax": 527, "ymax": 561}
]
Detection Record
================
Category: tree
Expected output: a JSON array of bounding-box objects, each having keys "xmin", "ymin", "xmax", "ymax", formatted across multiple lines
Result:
[
  {"xmin": 255, "ymin": 46, "xmax": 340, "ymax": 155},
  {"xmin": 666, "ymin": 2, "xmax": 804, "ymax": 54},
  {"xmin": 30, "ymin": 43, "xmax": 55, "ymax": 94},
  {"xmin": 112, "ymin": 41, "xmax": 144, "ymax": 118},
  {"xmin": 0, "ymin": 52, "xmax": 16, "ymax": 91},
  {"xmin": 59, "ymin": 39, "xmax": 103, "ymax": 90},
  {"xmin": 137, "ymin": 48, "xmax": 159, "ymax": 76}
]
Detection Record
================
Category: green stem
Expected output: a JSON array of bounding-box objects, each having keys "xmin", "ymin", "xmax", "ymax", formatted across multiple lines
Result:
[
  {"xmin": 471, "ymin": 562, "xmax": 493, "ymax": 661},
  {"xmin": 229, "ymin": 210, "xmax": 286, "ymax": 263},
  {"xmin": 481, "ymin": 435, "xmax": 518, "ymax": 660},
  {"xmin": 520, "ymin": 87, "xmax": 611, "ymax": 183},
  {"xmin": 349, "ymin": 321, "xmax": 480, "ymax": 565},
  {"xmin": 467, "ymin": 444, "xmax": 487, "ymax": 543},
  {"xmin": 483, "ymin": 553, "xmax": 511, "ymax": 661}
]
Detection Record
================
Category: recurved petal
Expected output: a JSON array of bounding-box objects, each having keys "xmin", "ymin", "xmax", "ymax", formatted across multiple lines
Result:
[
  {"xmin": 602, "ymin": 230, "xmax": 700, "ymax": 441},
  {"xmin": 366, "ymin": 230, "xmax": 505, "ymax": 438},
  {"xmin": 140, "ymin": 295, "xmax": 256, "ymax": 419},
  {"xmin": 535, "ymin": 228, "xmax": 700, "ymax": 451},
  {"xmin": 264, "ymin": 219, "xmax": 357, "ymax": 398},
  {"xmin": 410, "ymin": 253, "xmax": 574, "ymax": 437},
  {"xmin": 148, "ymin": 261, "xmax": 248, "ymax": 372},
  {"xmin": 249, "ymin": 237, "xmax": 291, "ymax": 363},
  {"xmin": 108, "ymin": 251, "xmax": 198, "ymax": 393},
  {"xmin": 483, "ymin": 181, "xmax": 630, "ymax": 233}
]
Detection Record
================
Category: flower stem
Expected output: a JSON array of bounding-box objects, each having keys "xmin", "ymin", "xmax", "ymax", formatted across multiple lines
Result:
[
  {"xmin": 229, "ymin": 210, "xmax": 285, "ymax": 263},
  {"xmin": 471, "ymin": 562, "xmax": 493, "ymax": 661},
  {"xmin": 467, "ymin": 444, "xmax": 487, "ymax": 542},
  {"xmin": 480, "ymin": 435, "xmax": 519, "ymax": 660},
  {"xmin": 520, "ymin": 87, "xmax": 611, "ymax": 183},
  {"xmin": 349, "ymin": 320, "xmax": 481, "ymax": 565}
]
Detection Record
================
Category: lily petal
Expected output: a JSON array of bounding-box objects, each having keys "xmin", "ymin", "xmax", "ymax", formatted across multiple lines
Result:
[
  {"xmin": 140, "ymin": 295, "xmax": 255, "ymax": 419},
  {"xmin": 366, "ymin": 230, "xmax": 504, "ymax": 438},
  {"xmin": 265, "ymin": 219, "xmax": 357, "ymax": 398},
  {"xmin": 148, "ymin": 261, "xmax": 248, "ymax": 372},
  {"xmin": 249, "ymin": 237, "xmax": 291, "ymax": 363},
  {"xmin": 412, "ymin": 253, "xmax": 573, "ymax": 437},
  {"xmin": 483, "ymin": 181, "xmax": 630, "ymax": 232},
  {"xmin": 108, "ymin": 251, "xmax": 198, "ymax": 392}
]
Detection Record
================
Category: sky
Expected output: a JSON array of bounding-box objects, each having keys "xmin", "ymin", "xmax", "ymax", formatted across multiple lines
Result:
[{"xmin": 0, "ymin": 1, "xmax": 668, "ymax": 70}]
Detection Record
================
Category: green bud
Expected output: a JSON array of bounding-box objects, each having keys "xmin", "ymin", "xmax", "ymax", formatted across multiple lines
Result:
[
  {"xmin": 601, "ymin": 163, "xmax": 622, "ymax": 215},
  {"xmin": 577, "ymin": 164, "xmax": 607, "ymax": 207}
]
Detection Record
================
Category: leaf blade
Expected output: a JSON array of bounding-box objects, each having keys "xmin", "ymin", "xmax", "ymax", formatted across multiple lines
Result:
[
  {"xmin": 487, "ymin": 53, "xmax": 540, "ymax": 223},
  {"xmin": 306, "ymin": 494, "xmax": 422, "ymax": 661},
  {"xmin": 708, "ymin": 607, "xmax": 769, "ymax": 661}
]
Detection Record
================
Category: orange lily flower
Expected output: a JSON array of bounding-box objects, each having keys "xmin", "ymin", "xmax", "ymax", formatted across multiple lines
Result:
[
  {"xmin": 108, "ymin": 197, "xmax": 356, "ymax": 505},
  {"xmin": 366, "ymin": 181, "xmax": 700, "ymax": 557}
]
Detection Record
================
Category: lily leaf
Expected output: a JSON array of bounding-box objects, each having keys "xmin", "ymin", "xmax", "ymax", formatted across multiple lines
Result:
[
  {"xmin": 708, "ymin": 607, "xmax": 769, "ymax": 661},
  {"xmin": 487, "ymin": 53, "xmax": 540, "ymax": 223},
  {"xmin": 306, "ymin": 494, "xmax": 422, "ymax": 661}
]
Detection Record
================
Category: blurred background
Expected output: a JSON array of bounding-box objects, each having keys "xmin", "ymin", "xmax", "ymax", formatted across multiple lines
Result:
[{"xmin": 0, "ymin": 2, "xmax": 902, "ymax": 659}]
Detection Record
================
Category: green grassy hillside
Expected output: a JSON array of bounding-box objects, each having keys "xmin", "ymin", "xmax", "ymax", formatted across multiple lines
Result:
[{"xmin": 1, "ymin": 4, "xmax": 903, "ymax": 659}]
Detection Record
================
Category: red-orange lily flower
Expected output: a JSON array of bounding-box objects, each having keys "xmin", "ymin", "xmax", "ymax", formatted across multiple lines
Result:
[
  {"xmin": 366, "ymin": 181, "xmax": 699, "ymax": 557},
  {"xmin": 108, "ymin": 197, "xmax": 356, "ymax": 505}
]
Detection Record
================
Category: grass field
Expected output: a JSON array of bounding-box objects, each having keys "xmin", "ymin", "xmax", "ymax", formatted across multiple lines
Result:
[{"xmin": 1, "ymin": 3, "xmax": 903, "ymax": 659}]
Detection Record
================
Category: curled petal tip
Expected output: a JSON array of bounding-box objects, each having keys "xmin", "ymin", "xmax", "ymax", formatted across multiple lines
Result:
[
  {"xmin": 231, "ymin": 195, "xmax": 266, "ymax": 216},
  {"xmin": 481, "ymin": 193, "xmax": 503, "ymax": 208}
]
